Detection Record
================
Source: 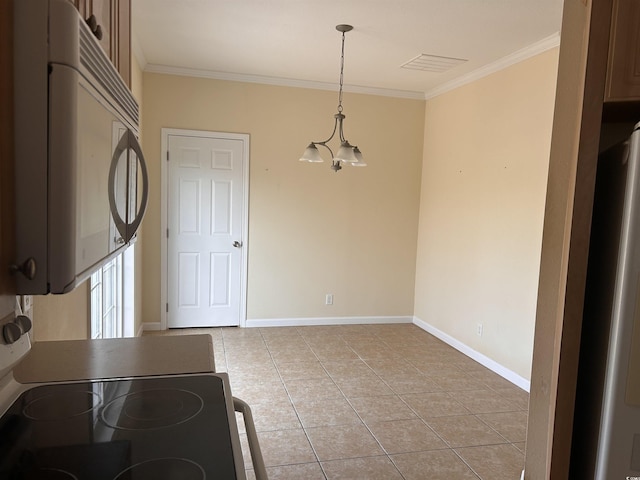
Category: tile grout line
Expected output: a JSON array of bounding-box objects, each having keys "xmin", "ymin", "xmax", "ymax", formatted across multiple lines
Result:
[
  {"xmin": 217, "ymin": 324, "xmax": 526, "ymax": 478},
  {"xmin": 263, "ymin": 328, "xmax": 330, "ymax": 479},
  {"xmin": 297, "ymin": 328, "xmax": 408, "ymax": 478}
]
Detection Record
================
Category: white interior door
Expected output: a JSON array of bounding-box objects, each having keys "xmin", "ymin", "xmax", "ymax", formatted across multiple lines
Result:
[{"xmin": 167, "ymin": 133, "xmax": 247, "ymax": 328}]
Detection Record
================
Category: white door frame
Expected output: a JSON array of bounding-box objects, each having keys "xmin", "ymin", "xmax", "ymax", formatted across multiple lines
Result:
[{"xmin": 160, "ymin": 128, "xmax": 250, "ymax": 329}]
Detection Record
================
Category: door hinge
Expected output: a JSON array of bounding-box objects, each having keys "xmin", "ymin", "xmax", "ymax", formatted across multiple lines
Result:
[
  {"xmin": 166, "ymin": 151, "xmax": 170, "ymax": 162},
  {"xmin": 166, "ymin": 228, "xmax": 169, "ymax": 238},
  {"xmin": 166, "ymin": 303, "xmax": 169, "ymax": 313}
]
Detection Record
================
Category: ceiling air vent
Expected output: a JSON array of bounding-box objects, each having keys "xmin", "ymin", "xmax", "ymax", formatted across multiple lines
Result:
[{"xmin": 401, "ymin": 54, "xmax": 467, "ymax": 73}]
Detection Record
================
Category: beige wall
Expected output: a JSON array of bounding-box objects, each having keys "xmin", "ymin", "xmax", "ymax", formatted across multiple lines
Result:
[
  {"xmin": 32, "ymin": 279, "xmax": 89, "ymax": 341},
  {"xmin": 141, "ymin": 74, "xmax": 425, "ymax": 324},
  {"xmin": 32, "ymin": 286, "xmax": 88, "ymax": 341},
  {"xmin": 414, "ymin": 48, "xmax": 560, "ymax": 379}
]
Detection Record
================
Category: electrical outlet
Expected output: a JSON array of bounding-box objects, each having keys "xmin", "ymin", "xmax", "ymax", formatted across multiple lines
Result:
[
  {"xmin": 325, "ymin": 294, "xmax": 334, "ymax": 305},
  {"xmin": 22, "ymin": 295, "xmax": 32, "ymax": 312},
  {"xmin": 18, "ymin": 295, "xmax": 33, "ymax": 319},
  {"xmin": 477, "ymin": 323, "xmax": 483, "ymax": 336}
]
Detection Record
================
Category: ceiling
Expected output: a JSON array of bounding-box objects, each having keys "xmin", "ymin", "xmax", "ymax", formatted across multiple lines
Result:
[{"xmin": 131, "ymin": 0, "xmax": 564, "ymax": 98}]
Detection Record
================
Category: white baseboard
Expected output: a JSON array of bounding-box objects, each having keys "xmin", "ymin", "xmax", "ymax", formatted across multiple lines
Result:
[
  {"xmin": 135, "ymin": 323, "xmax": 146, "ymax": 337},
  {"xmin": 139, "ymin": 314, "xmax": 529, "ymax": 392},
  {"xmin": 245, "ymin": 316, "xmax": 413, "ymax": 328},
  {"xmin": 141, "ymin": 321, "xmax": 163, "ymax": 332},
  {"xmin": 413, "ymin": 316, "xmax": 530, "ymax": 392}
]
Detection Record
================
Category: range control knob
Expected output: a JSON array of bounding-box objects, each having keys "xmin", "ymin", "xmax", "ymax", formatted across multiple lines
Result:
[
  {"xmin": 15, "ymin": 315, "xmax": 32, "ymax": 335},
  {"xmin": 3, "ymin": 322, "xmax": 22, "ymax": 345}
]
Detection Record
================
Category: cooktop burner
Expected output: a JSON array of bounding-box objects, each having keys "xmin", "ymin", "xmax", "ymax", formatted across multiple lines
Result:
[
  {"xmin": 23, "ymin": 390, "xmax": 101, "ymax": 420},
  {"xmin": 114, "ymin": 458, "xmax": 205, "ymax": 480},
  {"xmin": 25, "ymin": 467, "xmax": 78, "ymax": 480},
  {"xmin": 101, "ymin": 388, "xmax": 203, "ymax": 430},
  {"xmin": 0, "ymin": 375, "xmax": 239, "ymax": 479}
]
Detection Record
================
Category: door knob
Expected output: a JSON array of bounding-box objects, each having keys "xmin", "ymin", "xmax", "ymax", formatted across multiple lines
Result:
[{"xmin": 233, "ymin": 241, "xmax": 243, "ymax": 248}]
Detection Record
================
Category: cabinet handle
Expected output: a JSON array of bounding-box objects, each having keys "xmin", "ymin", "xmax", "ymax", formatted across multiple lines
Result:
[
  {"xmin": 85, "ymin": 14, "xmax": 103, "ymax": 41},
  {"xmin": 85, "ymin": 14, "xmax": 97, "ymax": 31},
  {"xmin": 10, "ymin": 257, "xmax": 36, "ymax": 280}
]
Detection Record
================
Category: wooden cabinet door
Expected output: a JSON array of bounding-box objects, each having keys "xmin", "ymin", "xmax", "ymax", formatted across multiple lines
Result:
[
  {"xmin": 116, "ymin": 0, "xmax": 131, "ymax": 87},
  {"xmin": 71, "ymin": 0, "xmax": 87, "ymax": 19},
  {"xmin": 1, "ymin": 0, "xmax": 16, "ymax": 296},
  {"xmin": 605, "ymin": 0, "xmax": 640, "ymax": 101},
  {"xmin": 70, "ymin": 0, "xmax": 131, "ymax": 87},
  {"xmin": 70, "ymin": 0, "xmax": 130, "ymax": 88},
  {"xmin": 87, "ymin": 0, "xmax": 113, "ymax": 61},
  {"xmin": 71, "ymin": 0, "xmax": 112, "ymax": 61},
  {"xmin": 90, "ymin": 0, "xmax": 131, "ymax": 88}
]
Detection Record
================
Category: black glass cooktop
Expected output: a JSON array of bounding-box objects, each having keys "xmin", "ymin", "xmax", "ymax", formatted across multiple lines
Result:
[{"xmin": 0, "ymin": 375, "xmax": 239, "ymax": 479}]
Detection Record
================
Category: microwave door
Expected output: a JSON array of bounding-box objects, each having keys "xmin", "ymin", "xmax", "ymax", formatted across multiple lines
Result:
[
  {"xmin": 55, "ymin": 72, "xmax": 122, "ymax": 292},
  {"xmin": 65, "ymin": 72, "xmax": 130, "ymax": 292}
]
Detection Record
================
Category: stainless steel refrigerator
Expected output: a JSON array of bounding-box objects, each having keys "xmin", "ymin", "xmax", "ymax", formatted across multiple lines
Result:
[{"xmin": 572, "ymin": 121, "xmax": 640, "ymax": 478}]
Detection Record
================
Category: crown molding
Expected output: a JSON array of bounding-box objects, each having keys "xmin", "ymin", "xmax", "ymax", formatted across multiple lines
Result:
[
  {"xmin": 424, "ymin": 32, "xmax": 561, "ymax": 99},
  {"xmin": 141, "ymin": 31, "xmax": 560, "ymax": 102},
  {"xmin": 143, "ymin": 64, "xmax": 426, "ymax": 100}
]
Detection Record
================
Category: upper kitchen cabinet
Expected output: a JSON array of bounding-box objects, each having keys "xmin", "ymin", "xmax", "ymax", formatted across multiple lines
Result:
[
  {"xmin": 605, "ymin": 0, "xmax": 640, "ymax": 101},
  {"xmin": 71, "ymin": 0, "xmax": 131, "ymax": 88}
]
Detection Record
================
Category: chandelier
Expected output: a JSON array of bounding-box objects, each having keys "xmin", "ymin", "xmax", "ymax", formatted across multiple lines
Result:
[{"xmin": 299, "ymin": 24, "xmax": 366, "ymax": 172}]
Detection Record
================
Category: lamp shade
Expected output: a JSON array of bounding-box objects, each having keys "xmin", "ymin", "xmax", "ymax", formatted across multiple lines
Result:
[
  {"xmin": 299, "ymin": 143, "xmax": 324, "ymax": 163},
  {"xmin": 351, "ymin": 146, "xmax": 367, "ymax": 166},
  {"xmin": 334, "ymin": 141, "xmax": 358, "ymax": 163}
]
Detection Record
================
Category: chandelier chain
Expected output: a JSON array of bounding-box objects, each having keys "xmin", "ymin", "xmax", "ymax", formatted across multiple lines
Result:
[{"xmin": 337, "ymin": 30, "xmax": 346, "ymax": 113}]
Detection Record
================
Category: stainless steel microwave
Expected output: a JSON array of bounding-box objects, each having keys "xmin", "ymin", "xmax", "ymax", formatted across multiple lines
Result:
[{"xmin": 12, "ymin": 0, "xmax": 148, "ymax": 294}]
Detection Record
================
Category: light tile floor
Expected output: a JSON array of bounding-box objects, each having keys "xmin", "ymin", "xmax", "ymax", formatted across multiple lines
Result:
[{"xmin": 154, "ymin": 324, "xmax": 528, "ymax": 480}]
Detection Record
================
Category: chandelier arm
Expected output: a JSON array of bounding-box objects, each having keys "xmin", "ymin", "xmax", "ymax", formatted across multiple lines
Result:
[
  {"xmin": 337, "ymin": 114, "xmax": 346, "ymax": 143},
  {"xmin": 315, "ymin": 142, "xmax": 335, "ymax": 159},
  {"xmin": 311, "ymin": 114, "xmax": 340, "ymax": 146}
]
